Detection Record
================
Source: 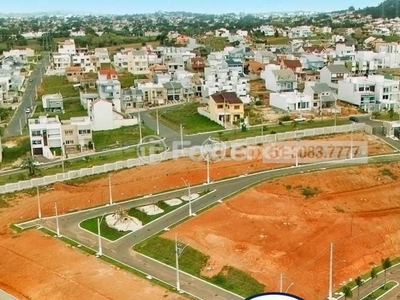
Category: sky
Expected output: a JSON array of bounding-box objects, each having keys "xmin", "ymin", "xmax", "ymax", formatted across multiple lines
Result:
[{"xmin": 1, "ymin": 0, "xmax": 383, "ymax": 15}]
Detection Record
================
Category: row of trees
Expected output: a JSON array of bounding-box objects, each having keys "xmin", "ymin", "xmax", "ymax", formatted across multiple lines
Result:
[{"xmin": 341, "ymin": 257, "xmax": 392, "ymax": 300}]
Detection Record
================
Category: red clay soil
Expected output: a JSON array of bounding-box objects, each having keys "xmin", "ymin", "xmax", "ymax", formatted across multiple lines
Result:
[
  {"xmin": 163, "ymin": 161, "xmax": 400, "ymax": 299},
  {"xmin": 0, "ymin": 132, "xmax": 393, "ymax": 299}
]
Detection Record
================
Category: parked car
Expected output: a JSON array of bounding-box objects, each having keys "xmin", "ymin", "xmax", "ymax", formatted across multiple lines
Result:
[
  {"xmin": 349, "ymin": 116, "xmax": 359, "ymax": 122},
  {"xmin": 25, "ymin": 108, "xmax": 31, "ymax": 113},
  {"xmin": 294, "ymin": 116, "xmax": 306, "ymax": 122}
]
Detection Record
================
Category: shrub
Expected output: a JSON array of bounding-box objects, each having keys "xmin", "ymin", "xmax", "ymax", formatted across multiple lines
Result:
[{"xmin": 279, "ymin": 115, "xmax": 291, "ymax": 122}]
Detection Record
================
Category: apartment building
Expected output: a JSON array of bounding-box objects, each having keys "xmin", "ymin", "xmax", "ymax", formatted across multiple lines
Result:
[
  {"xmin": 52, "ymin": 53, "xmax": 71, "ymax": 72},
  {"xmin": 338, "ymin": 75, "xmax": 400, "ymax": 111}
]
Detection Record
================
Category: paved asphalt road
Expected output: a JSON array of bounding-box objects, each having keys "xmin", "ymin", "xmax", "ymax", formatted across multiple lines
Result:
[
  {"xmin": 4, "ymin": 54, "xmax": 48, "ymax": 138},
  {"xmin": 18, "ymin": 153, "xmax": 400, "ymax": 300}
]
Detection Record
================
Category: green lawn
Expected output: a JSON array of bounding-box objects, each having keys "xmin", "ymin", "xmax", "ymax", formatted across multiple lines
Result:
[
  {"xmin": 374, "ymin": 112, "xmax": 400, "ymax": 121},
  {"xmin": 33, "ymin": 97, "xmax": 86, "ymax": 120},
  {"xmin": 93, "ymin": 125, "xmax": 155, "ymax": 151},
  {"xmin": 197, "ymin": 37, "xmax": 229, "ymax": 51},
  {"xmin": 152, "ymin": 103, "xmax": 224, "ymax": 134},
  {"xmin": 134, "ymin": 236, "xmax": 264, "ymax": 297},
  {"xmin": 128, "ymin": 201, "xmax": 186, "ymax": 225},
  {"xmin": 1, "ymin": 138, "xmax": 30, "ymax": 166},
  {"xmin": 362, "ymin": 281, "xmax": 397, "ymax": 300},
  {"xmin": 38, "ymin": 75, "xmax": 79, "ymax": 99},
  {"xmin": 80, "ymin": 216, "xmax": 130, "ymax": 241},
  {"xmin": 118, "ymin": 73, "xmax": 148, "ymax": 89},
  {"xmin": 214, "ymin": 118, "xmax": 351, "ymax": 141}
]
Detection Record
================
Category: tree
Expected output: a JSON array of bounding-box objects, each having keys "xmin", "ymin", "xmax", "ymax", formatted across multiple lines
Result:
[
  {"xmin": 388, "ymin": 108, "xmax": 395, "ymax": 120},
  {"xmin": 343, "ymin": 285, "xmax": 353, "ymax": 299},
  {"xmin": 21, "ymin": 156, "xmax": 39, "ymax": 177},
  {"xmin": 370, "ymin": 267, "xmax": 378, "ymax": 290},
  {"xmin": 382, "ymin": 257, "xmax": 392, "ymax": 287},
  {"xmin": 274, "ymin": 29, "xmax": 279, "ymax": 38},
  {"xmin": 372, "ymin": 111, "xmax": 381, "ymax": 119},
  {"xmin": 349, "ymin": 6, "xmax": 355, "ymax": 11},
  {"xmin": 355, "ymin": 276, "xmax": 363, "ymax": 300}
]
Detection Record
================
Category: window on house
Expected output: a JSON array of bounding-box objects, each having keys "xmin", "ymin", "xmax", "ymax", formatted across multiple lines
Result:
[
  {"xmin": 234, "ymin": 105, "xmax": 240, "ymax": 110},
  {"xmin": 64, "ymin": 130, "xmax": 73, "ymax": 135},
  {"xmin": 31, "ymin": 130, "xmax": 41, "ymax": 137},
  {"xmin": 383, "ymin": 95, "xmax": 389, "ymax": 100},
  {"xmin": 370, "ymin": 86, "xmax": 375, "ymax": 92},
  {"xmin": 65, "ymin": 140, "xmax": 74, "ymax": 145},
  {"xmin": 383, "ymin": 87, "xmax": 389, "ymax": 93},
  {"xmin": 358, "ymin": 87, "xmax": 364, "ymax": 92},
  {"xmin": 32, "ymin": 140, "xmax": 42, "ymax": 145},
  {"xmin": 217, "ymin": 105, "xmax": 223, "ymax": 109},
  {"xmin": 78, "ymin": 129, "xmax": 91, "ymax": 135}
]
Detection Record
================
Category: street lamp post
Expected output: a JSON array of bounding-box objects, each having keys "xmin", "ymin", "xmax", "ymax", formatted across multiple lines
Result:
[
  {"xmin": 181, "ymin": 178, "xmax": 192, "ymax": 216},
  {"xmin": 295, "ymin": 129, "xmax": 300, "ymax": 167},
  {"xmin": 261, "ymin": 117, "xmax": 264, "ymax": 139},
  {"xmin": 55, "ymin": 202, "xmax": 61, "ymax": 237},
  {"xmin": 138, "ymin": 111, "xmax": 142, "ymax": 144},
  {"xmin": 328, "ymin": 242, "xmax": 334, "ymax": 300},
  {"xmin": 175, "ymin": 234, "xmax": 188, "ymax": 292},
  {"xmin": 350, "ymin": 122, "xmax": 354, "ymax": 159},
  {"xmin": 37, "ymin": 186, "xmax": 41, "ymax": 219},
  {"xmin": 97, "ymin": 213, "xmax": 107, "ymax": 256},
  {"xmin": 206, "ymin": 154, "xmax": 210, "ymax": 184},
  {"xmin": 156, "ymin": 108, "xmax": 160, "ymax": 135},
  {"xmin": 108, "ymin": 174, "xmax": 113, "ymax": 205},
  {"xmin": 180, "ymin": 124, "xmax": 184, "ymax": 150}
]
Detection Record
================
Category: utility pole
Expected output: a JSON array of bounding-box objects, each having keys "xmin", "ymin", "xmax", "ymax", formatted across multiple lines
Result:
[
  {"xmin": 180, "ymin": 124, "xmax": 184, "ymax": 150},
  {"xmin": 156, "ymin": 108, "xmax": 160, "ymax": 135},
  {"xmin": 37, "ymin": 187, "xmax": 41, "ymax": 219},
  {"xmin": 108, "ymin": 174, "xmax": 113, "ymax": 205},
  {"xmin": 55, "ymin": 202, "xmax": 61, "ymax": 237},
  {"xmin": 138, "ymin": 111, "xmax": 142, "ymax": 144},
  {"xmin": 328, "ymin": 243, "xmax": 334, "ymax": 300},
  {"xmin": 97, "ymin": 217, "xmax": 103, "ymax": 256},
  {"xmin": 350, "ymin": 123, "xmax": 354, "ymax": 159},
  {"xmin": 206, "ymin": 154, "xmax": 210, "ymax": 184}
]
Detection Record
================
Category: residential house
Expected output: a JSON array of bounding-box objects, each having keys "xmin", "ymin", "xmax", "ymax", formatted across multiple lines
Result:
[
  {"xmin": 42, "ymin": 93, "xmax": 63, "ymax": 112},
  {"xmin": 176, "ymin": 34, "xmax": 190, "ymax": 45},
  {"xmin": 0, "ymin": 74, "xmax": 11, "ymax": 104},
  {"xmin": 66, "ymin": 66, "xmax": 83, "ymax": 82},
  {"xmin": 338, "ymin": 75, "xmax": 400, "ymax": 111},
  {"xmin": 96, "ymin": 69, "xmax": 121, "ymax": 112},
  {"xmin": 202, "ymin": 65, "xmax": 250, "ymax": 103},
  {"xmin": 52, "ymin": 53, "xmax": 71, "ymax": 72},
  {"xmin": 225, "ymin": 59, "xmax": 243, "ymax": 73},
  {"xmin": 113, "ymin": 49, "xmax": 130, "ymax": 70},
  {"xmin": 375, "ymin": 42, "xmax": 400, "ymax": 53},
  {"xmin": 215, "ymin": 28, "xmax": 230, "ymax": 38},
  {"xmin": 58, "ymin": 39, "xmax": 76, "ymax": 55},
  {"xmin": 281, "ymin": 59, "xmax": 303, "ymax": 78},
  {"xmin": 166, "ymin": 57, "xmax": 185, "ymax": 74},
  {"xmin": 153, "ymin": 73, "xmax": 172, "ymax": 84},
  {"xmin": 302, "ymin": 46, "xmax": 326, "ymax": 56},
  {"xmin": 198, "ymin": 91, "xmax": 244, "ymax": 127},
  {"xmin": 61, "ymin": 117, "xmax": 93, "ymax": 153},
  {"xmin": 304, "ymin": 82, "xmax": 336, "ymax": 111},
  {"xmin": 288, "ymin": 26, "xmax": 313, "ymax": 39},
  {"xmin": 94, "ymin": 48, "xmax": 111, "ymax": 69},
  {"xmin": 89, "ymin": 99, "xmax": 138, "ymax": 131},
  {"xmin": 244, "ymin": 60, "xmax": 265, "ymax": 80},
  {"xmin": 335, "ymin": 43, "xmax": 356, "ymax": 60},
  {"xmin": 28, "ymin": 116, "xmax": 63, "ymax": 158},
  {"xmin": 80, "ymin": 92, "xmax": 99, "ymax": 109},
  {"xmin": 270, "ymin": 91, "xmax": 312, "ymax": 112},
  {"xmin": 254, "ymin": 50, "xmax": 276, "ymax": 65},
  {"xmin": 122, "ymin": 87, "xmax": 144, "ymax": 111},
  {"xmin": 320, "ymin": 65, "xmax": 350, "ymax": 90},
  {"xmin": 258, "ymin": 25, "xmax": 276, "ymax": 36},
  {"xmin": 2, "ymin": 48, "xmax": 35, "ymax": 64},
  {"xmin": 130, "ymin": 50, "xmax": 149, "ymax": 75},
  {"xmin": 300, "ymin": 54, "xmax": 325, "ymax": 70},
  {"xmin": 236, "ymin": 30, "xmax": 248, "ymax": 37},
  {"xmin": 163, "ymin": 82, "xmax": 184, "ymax": 101},
  {"xmin": 136, "ymin": 82, "xmax": 165, "ymax": 106},
  {"xmin": 263, "ymin": 68, "xmax": 297, "ymax": 92},
  {"xmin": 71, "ymin": 52, "xmax": 97, "ymax": 73},
  {"xmin": 188, "ymin": 57, "xmax": 206, "ymax": 73}
]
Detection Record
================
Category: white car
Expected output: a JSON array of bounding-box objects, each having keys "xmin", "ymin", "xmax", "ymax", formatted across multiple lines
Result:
[
  {"xmin": 294, "ymin": 116, "xmax": 306, "ymax": 122},
  {"xmin": 25, "ymin": 108, "xmax": 31, "ymax": 113}
]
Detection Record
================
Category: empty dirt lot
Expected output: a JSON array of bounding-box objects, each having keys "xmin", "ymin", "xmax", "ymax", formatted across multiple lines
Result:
[{"xmin": 0, "ymin": 132, "xmax": 394, "ymax": 299}]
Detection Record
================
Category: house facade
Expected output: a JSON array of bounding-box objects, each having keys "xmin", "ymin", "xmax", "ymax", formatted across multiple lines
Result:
[
  {"xmin": 319, "ymin": 65, "xmax": 350, "ymax": 90},
  {"xmin": 270, "ymin": 91, "xmax": 312, "ymax": 112},
  {"xmin": 130, "ymin": 50, "xmax": 149, "ymax": 75},
  {"xmin": 304, "ymin": 82, "xmax": 336, "ymax": 110},
  {"xmin": 42, "ymin": 93, "xmax": 63, "ymax": 112},
  {"xmin": 62, "ymin": 117, "xmax": 93, "ymax": 152},
  {"xmin": 263, "ymin": 68, "xmax": 297, "ymax": 92},
  {"xmin": 28, "ymin": 116, "xmax": 63, "ymax": 158}
]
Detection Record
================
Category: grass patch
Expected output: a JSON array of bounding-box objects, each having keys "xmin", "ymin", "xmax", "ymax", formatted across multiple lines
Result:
[
  {"xmin": 363, "ymin": 281, "xmax": 397, "ymax": 300},
  {"xmin": 135, "ymin": 235, "xmax": 264, "ymax": 297},
  {"xmin": 1, "ymin": 137, "xmax": 30, "ymax": 165},
  {"xmin": 380, "ymin": 168, "xmax": 398, "ymax": 180},
  {"xmin": 38, "ymin": 75, "xmax": 79, "ymax": 98},
  {"xmin": 33, "ymin": 97, "xmax": 86, "ymax": 120},
  {"xmin": 118, "ymin": 72, "xmax": 148, "ymax": 89},
  {"xmin": 214, "ymin": 118, "xmax": 351, "ymax": 141},
  {"xmin": 80, "ymin": 216, "xmax": 130, "ymax": 241},
  {"xmin": 153, "ymin": 103, "xmax": 224, "ymax": 134},
  {"xmin": 92, "ymin": 125, "xmax": 155, "ymax": 151},
  {"xmin": 197, "ymin": 37, "xmax": 230, "ymax": 51},
  {"xmin": 211, "ymin": 266, "xmax": 265, "ymax": 297}
]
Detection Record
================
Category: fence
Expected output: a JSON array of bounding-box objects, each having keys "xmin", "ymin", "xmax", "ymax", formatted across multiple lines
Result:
[{"xmin": 0, "ymin": 123, "xmax": 370, "ymax": 194}]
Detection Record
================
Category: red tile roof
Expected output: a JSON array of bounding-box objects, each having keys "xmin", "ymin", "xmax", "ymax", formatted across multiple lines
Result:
[
  {"xmin": 283, "ymin": 59, "xmax": 302, "ymax": 69},
  {"xmin": 211, "ymin": 92, "xmax": 243, "ymax": 104},
  {"xmin": 99, "ymin": 69, "xmax": 117, "ymax": 79},
  {"xmin": 303, "ymin": 46, "xmax": 326, "ymax": 53}
]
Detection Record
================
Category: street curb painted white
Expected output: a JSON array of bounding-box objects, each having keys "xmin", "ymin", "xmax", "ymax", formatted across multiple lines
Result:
[
  {"xmin": 37, "ymin": 226, "xmax": 202, "ymax": 300},
  {"xmin": 76, "ymin": 190, "xmax": 216, "ymax": 244},
  {"xmin": 361, "ymin": 280, "xmax": 398, "ymax": 300},
  {"xmin": 134, "ymin": 251, "xmax": 245, "ymax": 300}
]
